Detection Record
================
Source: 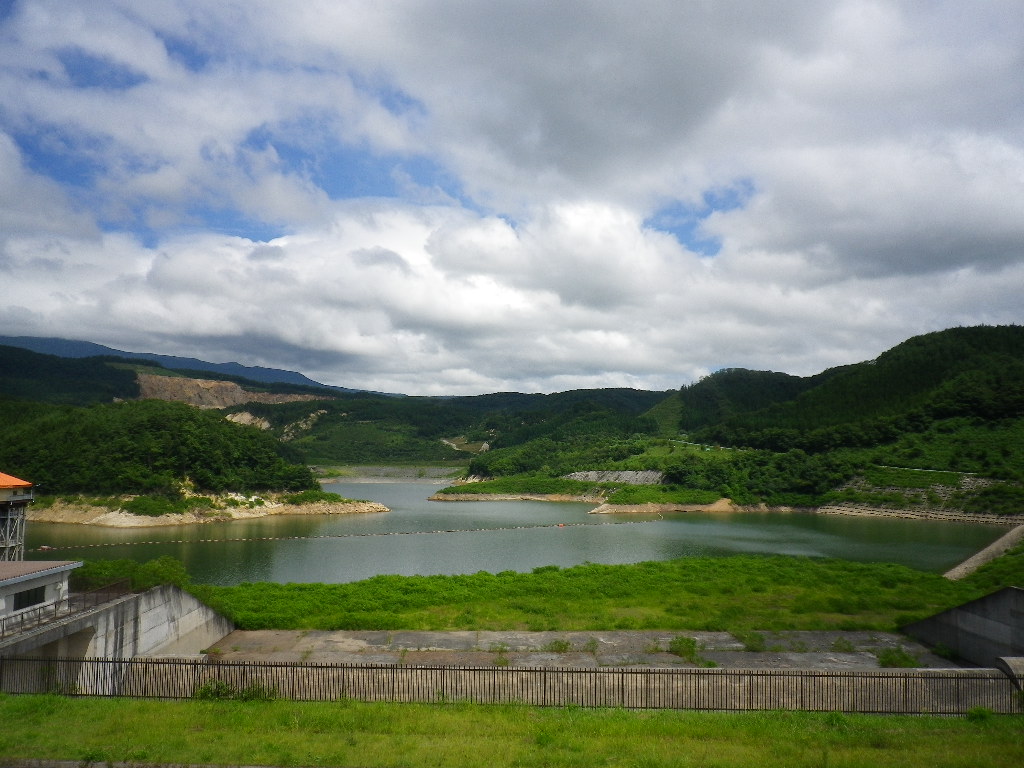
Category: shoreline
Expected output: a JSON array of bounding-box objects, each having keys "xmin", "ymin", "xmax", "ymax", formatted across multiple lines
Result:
[
  {"xmin": 25, "ymin": 488, "xmax": 1023, "ymax": 530},
  {"xmin": 433, "ymin": 493, "xmax": 1024, "ymax": 526},
  {"xmin": 429, "ymin": 492, "xmax": 605, "ymax": 503},
  {"xmin": 26, "ymin": 499, "xmax": 389, "ymax": 528}
]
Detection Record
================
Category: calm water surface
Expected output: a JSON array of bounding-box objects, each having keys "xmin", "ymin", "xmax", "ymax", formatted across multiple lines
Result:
[{"xmin": 26, "ymin": 481, "xmax": 1005, "ymax": 585}]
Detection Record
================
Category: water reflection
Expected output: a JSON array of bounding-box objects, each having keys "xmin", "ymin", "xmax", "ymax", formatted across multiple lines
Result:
[{"xmin": 25, "ymin": 482, "xmax": 1004, "ymax": 585}]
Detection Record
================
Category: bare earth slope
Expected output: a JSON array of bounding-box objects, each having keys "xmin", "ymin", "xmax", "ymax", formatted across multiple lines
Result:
[{"xmin": 136, "ymin": 372, "xmax": 328, "ymax": 409}]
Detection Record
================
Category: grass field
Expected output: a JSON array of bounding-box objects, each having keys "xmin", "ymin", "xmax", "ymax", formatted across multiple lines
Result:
[
  {"xmin": 1, "ymin": 694, "xmax": 1021, "ymax": 768},
  {"xmin": 190, "ymin": 550, "xmax": 1018, "ymax": 633}
]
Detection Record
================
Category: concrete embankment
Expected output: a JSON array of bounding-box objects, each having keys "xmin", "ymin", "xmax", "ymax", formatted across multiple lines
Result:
[
  {"xmin": 943, "ymin": 524, "xmax": 1024, "ymax": 580},
  {"xmin": 816, "ymin": 503, "xmax": 1024, "ymax": 526}
]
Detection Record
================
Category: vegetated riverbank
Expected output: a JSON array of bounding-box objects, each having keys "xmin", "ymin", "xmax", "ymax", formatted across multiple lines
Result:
[
  {"xmin": 27, "ymin": 496, "xmax": 388, "ymax": 528},
  {"xmin": 430, "ymin": 492, "xmax": 605, "ymax": 502},
  {"xmin": 191, "ymin": 549, "xmax": 1024, "ymax": 634},
  {"xmin": 316, "ymin": 465, "xmax": 466, "ymax": 483},
  {"xmin": 439, "ymin": 491, "xmax": 1024, "ymax": 527}
]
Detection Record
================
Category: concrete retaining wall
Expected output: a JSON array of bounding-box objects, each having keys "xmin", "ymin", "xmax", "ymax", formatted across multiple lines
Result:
[
  {"xmin": 0, "ymin": 585, "xmax": 233, "ymax": 659},
  {"xmin": 90, "ymin": 584, "xmax": 234, "ymax": 658},
  {"xmin": 903, "ymin": 586, "xmax": 1024, "ymax": 666}
]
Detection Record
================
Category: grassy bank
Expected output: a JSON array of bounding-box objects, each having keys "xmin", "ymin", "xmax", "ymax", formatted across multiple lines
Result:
[
  {"xmin": 191, "ymin": 550, "xmax": 1022, "ymax": 633},
  {"xmin": 1, "ymin": 694, "xmax": 1020, "ymax": 768}
]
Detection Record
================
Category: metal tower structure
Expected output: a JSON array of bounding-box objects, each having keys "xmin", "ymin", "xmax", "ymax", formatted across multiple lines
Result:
[{"xmin": 0, "ymin": 472, "xmax": 33, "ymax": 561}]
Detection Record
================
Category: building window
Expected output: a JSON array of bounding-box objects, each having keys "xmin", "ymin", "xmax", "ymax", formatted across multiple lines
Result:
[{"xmin": 13, "ymin": 586, "xmax": 46, "ymax": 611}]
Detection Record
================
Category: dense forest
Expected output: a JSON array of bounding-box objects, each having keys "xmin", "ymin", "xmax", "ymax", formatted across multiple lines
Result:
[
  {"xmin": 464, "ymin": 326, "xmax": 1024, "ymax": 512},
  {"xmin": 0, "ymin": 397, "xmax": 315, "ymax": 495}
]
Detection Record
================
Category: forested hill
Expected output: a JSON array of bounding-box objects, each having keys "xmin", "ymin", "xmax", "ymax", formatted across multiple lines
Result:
[
  {"xmin": 0, "ymin": 344, "xmax": 670, "ymax": 491},
  {"xmin": 0, "ymin": 345, "xmax": 141, "ymax": 406},
  {"xmin": 0, "ymin": 398, "xmax": 316, "ymax": 495},
  {"xmin": 460, "ymin": 326, "xmax": 1023, "ymax": 515},
  {"xmin": 0, "ymin": 346, "xmax": 321, "ymax": 494},
  {"xmin": 674, "ymin": 326, "xmax": 1024, "ymax": 447}
]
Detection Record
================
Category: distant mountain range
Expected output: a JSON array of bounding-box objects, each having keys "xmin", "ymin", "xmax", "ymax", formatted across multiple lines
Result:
[{"xmin": 0, "ymin": 335, "xmax": 360, "ymax": 392}]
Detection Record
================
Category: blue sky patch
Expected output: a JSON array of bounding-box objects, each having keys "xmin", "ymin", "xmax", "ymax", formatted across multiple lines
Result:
[
  {"xmin": 646, "ymin": 179, "xmax": 755, "ymax": 256},
  {"xmin": 57, "ymin": 47, "xmax": 148, "ymax": 90},
  {"xmin": 0, "ymin": 0, "xmax": 17, "ymax": 24},
  {"xmin": 156, "ymin": 32, "xmax": 214, "ymax": 72},
  {"xmin": 13, "ymin": 126, "xmax": 109, "ymax": 187},
  {"xmin": 350, "ymin": 72, "xmax": 426, "ymax": 120},
  {"xmin": 242, "ymin": 124, "xmax": 466, "ymax": 205}
]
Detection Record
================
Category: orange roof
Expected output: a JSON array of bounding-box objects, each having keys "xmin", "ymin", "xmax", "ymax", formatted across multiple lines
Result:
[{"xmin": 0, "ymin": 472, "xmax": 32, "ymax": 488}]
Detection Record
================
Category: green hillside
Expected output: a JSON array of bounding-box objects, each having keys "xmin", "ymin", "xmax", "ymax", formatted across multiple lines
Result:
[
  {"xmin": 231, "ymin": 388, "xmax": 669, "ymax": 466},
  {"xmin": 673, "ymin": 368, "xmax": 831, "ymax": 431},
  {"xmin": 0, "ymin": 398, "xmax": 315, "ymax": 495},
  {"xmin": 460, "ymin": 326, "xmax": 1024, "ymax": 512},
  {"xmin": 689, "ymin": 325, "xmax": 1024, "ymax": 476},
  {"xmin": 0, "ymin": 344, "xmax": 140, "ymax": 405}
]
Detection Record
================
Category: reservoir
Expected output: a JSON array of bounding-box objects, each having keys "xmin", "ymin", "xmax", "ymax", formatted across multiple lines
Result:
[{"xmin": 26, "ymin": 481, "xmax": 1006, "ymax": 585}]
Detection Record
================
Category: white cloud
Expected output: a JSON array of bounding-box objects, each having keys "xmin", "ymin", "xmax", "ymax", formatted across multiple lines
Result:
[{"xmin": 0, "ymin": 1, "xmax": 1021, "ymax": 394}]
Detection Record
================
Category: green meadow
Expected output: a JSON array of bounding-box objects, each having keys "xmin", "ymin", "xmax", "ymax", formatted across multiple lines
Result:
[
  {"xmin": 187, "ymin": 545, "xmax": 1023, "ymax": 633},
  {"xmin": 1, "ymin": 694, "xmax": 1021, "ymax": 768}
]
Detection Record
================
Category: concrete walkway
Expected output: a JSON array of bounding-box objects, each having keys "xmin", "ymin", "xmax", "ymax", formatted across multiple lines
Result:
[
  {"xmin": 208, "ymin": 629, "xmax": 959, "ymax": 670},
  {"xmin": 944, "ymin": 523, "xmax": 1024, "ymax": 579}
]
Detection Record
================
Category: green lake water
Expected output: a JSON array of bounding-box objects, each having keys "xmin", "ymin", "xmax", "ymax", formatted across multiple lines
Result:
[{"xmin": 26, "ymin": 481, "xmax": 1006, "ymax": 585}]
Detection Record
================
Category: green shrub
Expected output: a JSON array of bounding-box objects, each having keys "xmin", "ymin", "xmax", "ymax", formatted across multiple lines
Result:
[
  {"xmin": 875, "ymin": 647, "xmax": 920, "ymax": 668},
  {"xmin": 605, "ymin": 485, "xmax": 720, "ymax": 505},
  {"xmin": 193, "ymin": 679, "xmax": 277, "ymax": 701},
  {"xmin": 542, "ymin": 639, "xmax": 572, "ymax": 653},
  {"xmin": 831, "ymin": 638, "xmax": 857, "ymax": 653},
  {"xmin": 668, "ymin": 636, "xmax": 701, "ymax": 662},
  {"xmin": 283, "ymin": 489, "xmax": 348, "ymax": 504},
  {"xmin": 735, "ymin": 631, "xmax": 766, "ymax": 652},
  {"xmin": 437, "ymin": 477, "xmax": 606, "ymax": 496},
  {"xmin": 71, "ymin": 556, "xmax": 190, "ymax": 592},
  {"xmin": 193, "ymin": 679, "xmax": 235, "ymax": 700}
]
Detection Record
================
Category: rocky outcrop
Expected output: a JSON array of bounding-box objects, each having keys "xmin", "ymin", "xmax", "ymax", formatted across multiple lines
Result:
[
  {"xmin": 226, "ymin": 411, "xmax": 272, "ymax": 429},
  {"xmin": 282, "ymin": 409, "xmax": 328, "ymax": 440},
  {"xmin": 27, "ymin": 498, "xmax": 388, "ymax": 527},
  {"xmin": 137, "ymin": 373, "xmax": 328, "ymax": 409}
]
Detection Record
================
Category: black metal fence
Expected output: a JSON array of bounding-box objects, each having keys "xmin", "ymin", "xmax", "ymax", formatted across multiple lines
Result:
[
  {"xmin": 0, "ymin": 581, "xmax": 131, "ymax": 639},
  {"xmin": 1, "ymin": 656, "xmax": 1021, "ymax": 713}
]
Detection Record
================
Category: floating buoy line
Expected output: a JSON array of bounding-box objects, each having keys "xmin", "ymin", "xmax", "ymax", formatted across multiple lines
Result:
[{"xmin": 28, "ymin": 519, "xmax": 661, "ymax": 552}]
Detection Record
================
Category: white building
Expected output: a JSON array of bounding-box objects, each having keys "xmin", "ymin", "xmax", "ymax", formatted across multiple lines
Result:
[{"xmin": 0, "ymin": 560, "xmax": 80, "ymax": 619}]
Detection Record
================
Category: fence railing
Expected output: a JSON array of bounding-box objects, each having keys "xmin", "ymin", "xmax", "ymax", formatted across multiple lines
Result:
[
  {"xmin": 1, "ymin": 656, "xmax": 1021, "ymax": 714},
  {"xmin": 0, "ymin": 581, "xmax": 132, "ymax": 639}
]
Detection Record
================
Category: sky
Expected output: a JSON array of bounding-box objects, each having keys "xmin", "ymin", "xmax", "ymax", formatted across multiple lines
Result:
[{"xmin": 1, "ymin": 1, "xmax": 1022, "ymax": 396}]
